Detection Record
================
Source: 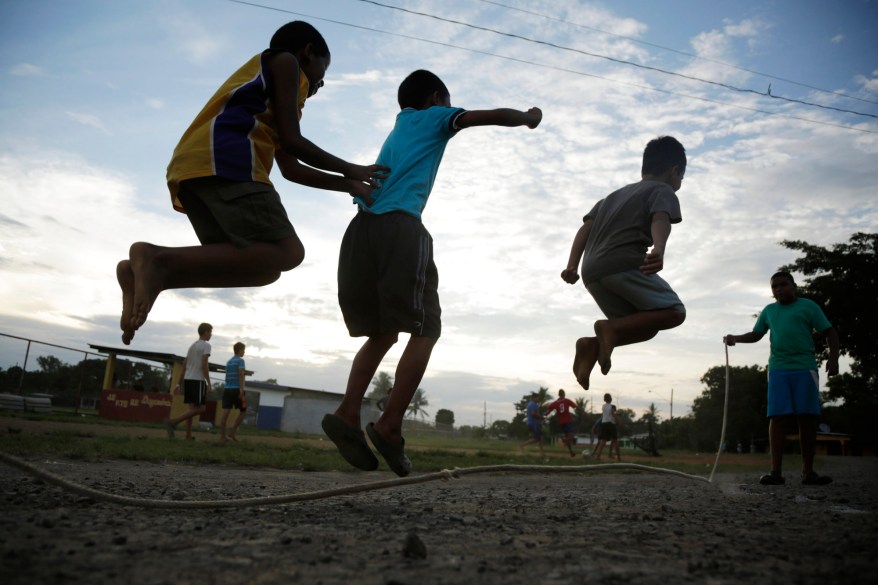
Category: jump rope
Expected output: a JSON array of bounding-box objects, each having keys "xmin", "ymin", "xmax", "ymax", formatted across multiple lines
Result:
[{"xmin": 0, "ymin": 345, "xmax": 733, "ymax": 509}]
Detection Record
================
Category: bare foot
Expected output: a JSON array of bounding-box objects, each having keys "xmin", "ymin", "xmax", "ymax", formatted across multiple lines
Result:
[
  {"xmin": 594, "ymin": 320, "xmax": 615, "ymax": 375},
  {"xmin": 573, "ymin": 337, "xmax": 599, "ymax": 390},
  {"xmin": 116, "ymin": 260, "xmax": 136, "ymax": 345},
  {"xmin": 128, "ymin": 242, "xmax": 164, "ymax": 333}
]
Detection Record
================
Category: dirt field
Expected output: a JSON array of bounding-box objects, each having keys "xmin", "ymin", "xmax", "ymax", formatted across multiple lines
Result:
[{"xmin": 1, "ymin": 424, "xmax": 877, "ymax": 585}]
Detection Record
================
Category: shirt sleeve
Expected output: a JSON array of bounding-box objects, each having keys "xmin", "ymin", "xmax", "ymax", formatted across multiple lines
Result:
[
  {"xmin": 753, "ymin": 307, "xmax": 770, "ymax": 335},
  {"xmin": 583, "ymin": 199, "xmax": 603, "ymax": 223},
  {"xmin": 648, "ymin": 184, "xmax": 682, "ymax": 224}
]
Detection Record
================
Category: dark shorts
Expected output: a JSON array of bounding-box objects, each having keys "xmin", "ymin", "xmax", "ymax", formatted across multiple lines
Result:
[
  {"xmin": 586, "ymin": 270, "xmax": 685, "ymax": 319},
  {"xmin": 560, "ymin": 421, "xmax": 575, "ymax": 434},
  {"xmin": 599, "ymin": 422, "xmax": 617, "ymax": 441},
  {"xmin": 177, "ymin": 176, "xmax": 298, "ymax": 248},
  {"xmin": 183, "ymin": 379, "xmax": 208, "ymax": 407},
  {"xmin": 222, "ymin": 388, "xmax": 247, "ymax": 411},
  {"xmin": 528, "ymin": 422, "xmax": 543, "ymax": 440},
  {"xmin": 338, "ymin": 211, "xmax": 441, "ymax": 338}
]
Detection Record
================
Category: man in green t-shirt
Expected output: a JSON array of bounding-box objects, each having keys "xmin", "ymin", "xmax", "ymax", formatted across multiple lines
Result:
[{"xmin": 725, "ymin": 271, "xmax": 839, "ymax": 486}]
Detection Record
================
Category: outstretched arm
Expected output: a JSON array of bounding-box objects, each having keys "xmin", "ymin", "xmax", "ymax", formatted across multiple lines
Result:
[
  {"xmin": 455, "ymin": 107, "xmax": 542, "ymax": 129},
  {"xmin": 561, "ymin": 219, "xmax": 592, "ymax": 284},
  {"xmin": 268, "ymin": 52, "xmax": 388, "ymax": 185},
  {"xmin": 640, "ymin": 212, "xmax": 671, "ymax": 275},
  {"xmin": 723, "ymin": 331, "xmax": 765, "ymax": 346}
]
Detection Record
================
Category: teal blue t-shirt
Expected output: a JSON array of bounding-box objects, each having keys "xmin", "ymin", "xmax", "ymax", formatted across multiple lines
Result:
[
  {"xmin": 354, "ymin": 106, "xmax": 465, "ymax": 220},
  {"xmin": 753, "ymin": 297, "xmax": 832, "ymax": 371},
  {"xmin": 225, "ymin": 355, "xmax": 245, "ymax": 389}
]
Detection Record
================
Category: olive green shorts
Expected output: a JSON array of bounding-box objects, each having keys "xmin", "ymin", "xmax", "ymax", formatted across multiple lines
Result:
[{"xmin": 177, "ymin": 176, "xmax": 297, "ymax": 248}]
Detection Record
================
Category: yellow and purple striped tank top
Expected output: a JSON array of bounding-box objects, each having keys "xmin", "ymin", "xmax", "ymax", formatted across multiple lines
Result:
[{"xmin": 166, "ymin": 49, "xmax": 309, "ymax": 213}]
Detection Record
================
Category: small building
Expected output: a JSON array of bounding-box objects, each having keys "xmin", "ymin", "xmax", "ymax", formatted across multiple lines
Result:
[{"xmin": 88, "ymin": 343, "xmax": 378, "ymax": 435}]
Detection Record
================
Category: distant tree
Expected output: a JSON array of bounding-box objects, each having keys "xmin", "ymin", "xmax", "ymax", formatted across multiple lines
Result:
[
  {"xmin": 778, "ymin": 232, "xmax": 877, "ymax": 452},
  {"xmin": 490, "ymin": 419, "xmax": 510, "ymax": 438},
  {"xmin": 574, "ymin": 397, "xmax": 589, "ymax": 433},
  {"xmin": 435, "ymin": 408, "xmax": 455, "ymax": 427},
  {"xmin": 407, "ymin": 388, "xmax": 429, "ymax": 420},
  {"xmin": 692, "ymin": 365, "xmax": 768, "ymax": 453},
  {"xmin": 367, "ymin": 372, "xmax": 394, "ymax": 400}
]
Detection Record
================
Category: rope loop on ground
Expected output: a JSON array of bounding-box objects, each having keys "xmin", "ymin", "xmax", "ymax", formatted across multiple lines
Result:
[
  {"xmin": 0, "ymin": 344, "xmax": 733, "ymax": 508},
  {"xmin": 0, "ymin": 451, "xmax": 712, "ymax": 510}
]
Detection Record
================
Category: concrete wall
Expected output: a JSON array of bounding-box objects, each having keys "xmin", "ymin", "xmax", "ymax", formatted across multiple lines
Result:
[{"xmin": 280, "ymin": 393, "xmax": 379, "ymax": 435}]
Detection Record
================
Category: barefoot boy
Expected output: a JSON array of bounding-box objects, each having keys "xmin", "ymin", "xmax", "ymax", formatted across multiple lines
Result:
[
  {"xmin": 561, "ymin": 136, "xmax": 687, "ymax": 389},
  {"xmin": 219, "ymin": 342, "xmax": 248, "ymax": 442},
  {"xmin": 724, "ymin": 271, "xmax": 839, "ymax": 485},
  {"xmin": 322, "ymin": 70, "xmax": 541, "ymax": 476},
  {"xmin": 116, "ymin": 21, "xmax": 387, "ymax": 344},
  {"xmin": 166, "ymin": 323, "xmax": 212, "ymax": 440}
]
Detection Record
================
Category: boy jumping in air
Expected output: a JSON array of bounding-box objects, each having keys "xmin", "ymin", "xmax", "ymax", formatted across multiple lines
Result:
[
  {"xmin": 323, "ymin": 69, "xmax": 541, "ymax": 476},
  {"xmin": 562, "ymin": 136, "xmax": 687, "ymax": 390},
  {"xmin": 116, "ymin": 21, "xmax": 387, "ymax": 344}
]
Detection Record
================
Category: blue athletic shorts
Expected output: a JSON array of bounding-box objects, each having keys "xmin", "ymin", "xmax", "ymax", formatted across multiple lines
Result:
[
  {"xmin": 767, "ymin": 369, "xmax": 820, "ymax": 417},
  {"xmin": 585, "ymin": 269, "xmax": 685, "ymax": 319},
  {"xmin": 528, "ymin": 422, "xmax": 543, "ymax": 440}
]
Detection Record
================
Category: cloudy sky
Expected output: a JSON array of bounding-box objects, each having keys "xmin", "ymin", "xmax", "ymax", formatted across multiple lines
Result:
[{"xmin": 1, "ymin": 0, "xmax": 876, "ymax": 427}]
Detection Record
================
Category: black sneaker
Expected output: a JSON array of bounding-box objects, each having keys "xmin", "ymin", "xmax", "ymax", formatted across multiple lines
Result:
[
  {"xmin": 802, "ymin": 471, "xmax": 832, "ymax": 486},
  {"xmin": 759, "ymin": 472, "xmax": 785, "ymax": 485}
]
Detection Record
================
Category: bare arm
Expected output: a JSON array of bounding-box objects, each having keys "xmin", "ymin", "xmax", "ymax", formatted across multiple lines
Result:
[
  {"xmin": 238, "ymin": 367, "xmax": 246, "ymax": 391},
  {"xmin": 275, "ymin": 152, "xmax": 377, "ymax": 205},
  {"xmin": 561, "ymin": 219, "xmax": 592, "ymax": 284},
  {"xmin": 268, "ymin": 52, "xmax": 388, "ymax": 184},
  {"xmin": 823, "ymin": 327, "xmax": 840, "ymax": 376},
  {"xmin": 455, "ymin": 107, "xmax": 542, "ymax": 129},
  {"xmin": 723, "ymin": 331, "xmax": 765, "ymax": 346},
  {"xmin": 201, "ymin": 355, "xmax": 210, "ymax": 383},
  {"xmin": 640, "ymin": 212, "xmax": 671, "ymax": 275}
]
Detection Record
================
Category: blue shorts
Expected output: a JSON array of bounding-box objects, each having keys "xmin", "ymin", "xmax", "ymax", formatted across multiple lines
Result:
[
  {"xmin": 560, "ymin": 421, "xmax": 575, "ymax": 434},
  {"xmin": 767, "ymin": 369, "xmax": 820, "ymax": 417},
  {"xmin": 585, "ymin": 270, "xmax": 685, "ymax": 319},
  {"xmin": 528, "ymin": 423, "xmax": 542, "ymax": 440}
]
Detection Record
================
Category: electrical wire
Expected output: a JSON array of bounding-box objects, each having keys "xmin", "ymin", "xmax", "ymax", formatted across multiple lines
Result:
[
  {"xmin": 358, "ymin": 0, "xmax": 876, "ymax": 120},
  {"xmin": 476, "ymin": 0, "xmax": 878, "ymax": 107},
  {"xmin": 227, "ymin": 0, "xmax": 877, "ymax": 135}
]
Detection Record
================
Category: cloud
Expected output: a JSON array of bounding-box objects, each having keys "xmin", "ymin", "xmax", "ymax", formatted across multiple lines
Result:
[
  {"xmin": 65, "ymin": 112, "xmax": 112, "ymax": 135},
  {"xmin": 10, "ymin": 63, "xmax": 44, "ymax": 76},
  {"xmin": 831, "ymin": 34, "xmax": 845, "ymax": 44}
]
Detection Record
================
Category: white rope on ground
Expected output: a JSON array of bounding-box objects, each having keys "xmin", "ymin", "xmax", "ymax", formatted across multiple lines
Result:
[
  {"xmin": 0, "ymin": 343, "xmax": 733, "ymax": 507},
  {"xmin": 0, "ymin": 452, "xmax": 711, "ymax": 509}
]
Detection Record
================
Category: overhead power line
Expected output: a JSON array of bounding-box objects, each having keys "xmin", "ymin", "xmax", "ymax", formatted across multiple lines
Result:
[
  {"xmin": 477, "ymin": 0, "xmax": 878, "ymax": 107},
  {"xmin": 226, "ymin": 0, "xmax": 877, "ymax": 134},
  {"xmin": 358, "ymin": 0, "xmax": 876, "ymax": 120}
]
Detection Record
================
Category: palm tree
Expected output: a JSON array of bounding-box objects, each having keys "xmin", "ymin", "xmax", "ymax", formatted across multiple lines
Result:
[{"xmin": 407, "ymin": 388, "xmax": 429, "ymax": 420}]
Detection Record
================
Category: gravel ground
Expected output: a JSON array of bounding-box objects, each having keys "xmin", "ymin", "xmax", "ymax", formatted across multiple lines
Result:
[{"xmin": 1, "ymin": 454, "xmax": 876, "ymax": 585}]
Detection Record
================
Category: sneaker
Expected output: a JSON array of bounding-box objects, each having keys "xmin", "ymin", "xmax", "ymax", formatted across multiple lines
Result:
[
  {"xmin": 802, "ymin": 471, "xmax": 832, "ymax": 486},
  {"xmin": 759, "ymin": 472, "xmax": 785, "ymax": 485}
]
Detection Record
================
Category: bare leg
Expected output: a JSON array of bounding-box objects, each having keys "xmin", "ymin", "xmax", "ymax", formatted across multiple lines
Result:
[
  {"xmin": 219, "ymin": 409, "xmax": 231, "ymax": 440},
  {"xmin": 768, "ymin": 416, "xmax": 786, "ymax": 473},
  {"xmin": 126, "ymin": 236, "xmax": 305, "ymax": 336},
  {"xmin": 573, "ymin": 337, "xmax": 599, "ymax": 390},
  {"xmin": 334, "ymin": 335, "xmax": 398, "ymax": 429},
  {"xmin": 798, "ymin": 415, "xmax": 818, "ymax": 477},
  {"xmin": 593, "ymin": 439, "xmax": 606, "ymax": 460},
  {"xmin": 116, "ymin": 260, "xmax": 136, "ymax": 345},
  {"xmin": 229, "ymin": 411, "xmax": 246, "ymax": 439},
  {"xmin": 372, "ymin": 336, "xmax": 438, "ymax": 445},
  {"xmin": 594, "ymin": 309, "xmax": 686, "ymax": 375}
]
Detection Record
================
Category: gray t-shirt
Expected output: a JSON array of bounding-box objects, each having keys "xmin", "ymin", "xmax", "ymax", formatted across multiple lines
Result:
[{"xmin": 581, "ymin": 180, "xmax": 682, "ymax": 283}]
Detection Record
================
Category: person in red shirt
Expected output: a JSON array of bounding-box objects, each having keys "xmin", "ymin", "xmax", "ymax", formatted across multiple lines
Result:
[{"xmin": 544, "ymin": 389, "xmax": 579, "ymax": 458}]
